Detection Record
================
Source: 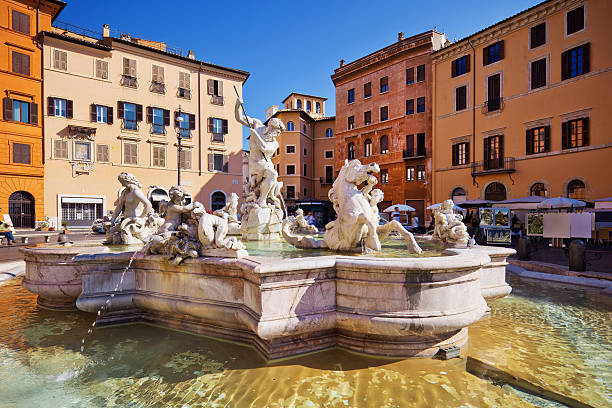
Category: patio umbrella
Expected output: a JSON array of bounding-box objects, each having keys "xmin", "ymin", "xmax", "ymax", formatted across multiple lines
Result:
[
  {"xmin": 383, "ymin": 204, "xmax": 416, "ymax": 212},
  {"xmin": 457, "ymin": 199, "xmax": 491, "ymax": 207},
  {"xmin": 492, "ymin": 196, "xmax": 546, "ymax": 210},
  {"xmin": 428, "ymin": 202, "xmax": 462, "ymax": 211},
  {"xmin": 536, "ymin": 196, "xmax": 586, "ymax": 209}
]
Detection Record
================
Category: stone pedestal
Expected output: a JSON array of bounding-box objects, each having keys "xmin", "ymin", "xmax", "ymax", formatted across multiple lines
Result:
[{"xmin": 241, "ymin": 206, "xmax": 283, "ymax": 241}]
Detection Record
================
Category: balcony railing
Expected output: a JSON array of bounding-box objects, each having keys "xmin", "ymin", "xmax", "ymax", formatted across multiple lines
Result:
[
  {"xmin": 151, "ymin": 124, "xmax": 166, "ymax": 135},
  {"xmin": 178, "ymin": 88, "xmax": 191, "ymax": 99},
  {"xmin": 212, "ymin": 132, "xmax": 224, "ymax": 143},
  {"xmin": 150, "ymin": 81, "xmax": 165, "ymax": 94},
  {"xmin": 121, "ymin": 75, "xmax": 138, "ymax": 88},
  {"xmin": 320, "ymin": 177, "xmax": 333, "ymax": 185},
  {"xmin": 471, "ymin": 157, "xmax": 515, "ymax": 175},
  {"xmin": 211, "ymin": 95, "xmax": 224, "ymax": 106},
  {"xmin": 122, "ymin": 119, "xmax": 138, "ymax": 131},
  {"xmin": 483, "ymin": 97, "xmax": 504, "ymax": 113},
  {"xmin": 403, "ymin": 147, "xmax": 426, "ymax": 159}
]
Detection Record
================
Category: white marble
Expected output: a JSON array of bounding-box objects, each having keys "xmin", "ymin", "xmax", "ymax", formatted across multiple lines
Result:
[
  {"xmin": 213, "ymin": 192, "xmax": 241, "ymax": 235},
  {"xmin": 432, "ymin": 199, "xmax": 470, "ymax": 246}
]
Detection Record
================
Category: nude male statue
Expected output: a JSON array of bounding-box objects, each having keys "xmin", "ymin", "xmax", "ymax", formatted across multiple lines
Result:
[{"xmin": 159, "ymin": 185, "xmax": 196, "ymax": 235}]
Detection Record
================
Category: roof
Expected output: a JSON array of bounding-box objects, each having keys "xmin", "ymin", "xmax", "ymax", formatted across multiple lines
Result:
[
  {"xmin": 314, "ymin": 115, "xmax": 335, "ymax": 122},
  {"xmin": 432, "ymin": 0, "xmax": 552, "ymax": 55},
  {"xmin": 282, "ymin": 92, "xmax": 328, "ymax": 103},
  {"xmin": 45, "ymin": 0, "xmax": 66, "ymax": 22},
  {"xmin": 42, "ymin": 31, "xmax": 112, "ymax": 51}
]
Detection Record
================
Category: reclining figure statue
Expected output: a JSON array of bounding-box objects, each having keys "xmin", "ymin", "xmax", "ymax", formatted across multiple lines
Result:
[{"xmin": 432, "ymin": 199, "xmax": 469, "ymax": 246}]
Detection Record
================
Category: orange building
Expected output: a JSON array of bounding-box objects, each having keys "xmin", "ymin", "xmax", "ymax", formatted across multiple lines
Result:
[
  {"xmin": 0, "ymin": 0, "xmax": 64, "ymax": 227},
  {"xmin": 432, "ymin": 0, "xmax": 612, "ymax": 204}
]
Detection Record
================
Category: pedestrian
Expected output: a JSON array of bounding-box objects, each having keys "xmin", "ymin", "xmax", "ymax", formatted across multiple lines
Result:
[
  {"xmin": 306, "ymin": 212, "xmax": 315, "ymax": 225},
  {"xmin": 412, "ymin": 216, "xmax": 419, "ymax": 232},
  {"xmin": 391, "ymin": 207, "xmax": 401, "ymax": 223},
  {"xmin": 0, "ymin": 222, "xmax": 16, "ymax": 245}
]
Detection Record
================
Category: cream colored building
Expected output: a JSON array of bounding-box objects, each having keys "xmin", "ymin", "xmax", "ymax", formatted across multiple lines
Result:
[{"xmin": 42, "ymin": 26, "xmax": 248, "ymax": 228}]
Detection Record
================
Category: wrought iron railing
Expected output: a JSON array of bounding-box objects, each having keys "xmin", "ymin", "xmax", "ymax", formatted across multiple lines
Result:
[
  {"xmin": 150, "ymin": 81, "xmax": 165, "ymax": 94},
  {"xmin": 178, "ymin": 88, "xmax": 191, "ymax": 99},
  {"xmin": 483, "ymin": 97, "xmax": 504, "ymax": 113},
  {"xmin": 403, "ymin": 147, "xmax": 426, "ymax": 159},
  {"xmin": 121, "ymin": 75, "xmax": 138, "ymax": 88},
  {"xmin": 471, "ymin": 157, "xmax": 515, "ymax": 175},
  {"xmin": 211, "ymin": 96, "xmax": 224, "ymax": 106},
  {"xmin": 212, "ymin": 133, "xmax": 224, "ymax": 143}
]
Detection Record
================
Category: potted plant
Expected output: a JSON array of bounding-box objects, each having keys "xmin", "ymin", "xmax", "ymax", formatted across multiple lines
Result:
[
  {"xmin": 61, "ymin": 220, "xmax": 70, "ymax": 234},
  {"xmin": 39, "ymin": 218, "xmax": 50, "ymax": 232}
]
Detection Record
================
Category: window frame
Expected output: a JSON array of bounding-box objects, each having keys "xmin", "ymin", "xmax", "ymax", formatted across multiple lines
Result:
[
  {"xmin": 380, "ymin": 76, "xmax": 389, "ymax": 93},
  {"xmin": 347, "ymin": 142, "xmax": 355, "ymax": 160},
  {"xmin": 11, "ymin": 50, "xmax": 30, "ymax": 76},
  {"xmin": 73, "ymin": 140, "xmax": 92, "ymax": 162},
  {"xmin": 347, "ymin": 88, "xmax": 355, "ymax": 104},
  {"xmin": 406, "ymin": 99, "xmax": 414, "ymax": 115},
  {"xmin": 416, "ymin": 165, "xmax": 426, "ymax": 181},
  {"xmin": 363, "ymin": 139, "xmax": 372, "ymax": 157},
  {"xmin": 286, "ymin": 145, "xmax": 296, "ymax": 154},
  {"xmin": 347, "ymin": 116, "xmax": 354, "ymax": 130},
  {"xmin": 287, "ymin": 121, "xmax": 295, "ymax": 131},
  {"xmin": 565, "ymin": 4, "xmax": 586, "ymax": 37},
  {"xmin": 529, "ymin": 56, "xmax": 549, "ymax": 90},
  {"xmin": 529, "ymin": 22, "xmax": 547, "ymax": 50},
  {"xmin": 11, "ymin": 142, "xmax": 31, "ymax": 165},
  {"xmin": 53, "ymin": 139, "xmax": 69, "ymax": 160},
  {"xmin": 96, "ymin": 144, "xmax": 110, "ymax": 162},
  {"xmin": 416, "ymin": 64, "xmax": 425, "ymax": 82},
  {"xmin": 416, "ymin": 97, "xmax": 425, "ymax": 113},
  {"xmin": 380, "ymin": 106, "xmax": 388, "ymax": 121},
  {"xmin": 454, "ymin": 84, "xmax": 468, "ymax": 112},
  {"xmin": 324, "ymin": 150, "xmax": 334, "ymax": 159},
  {"xmin": 12, "ymin": 99, "xmax": 31, "ymax": 124},
  {"xmin": 52, "ymin": 49, "xmax": 68, "ymax": 71},
  {"xmin": 286, "ymin": 164, "xmax": 296, "ymax": 175},
  {"xmin": 364, "ymin": 82, "xmax": 372, "ymax": 98},
  {"xmin": 11, "ymin": 9, "xmax": 30, "ymax": 35},
  {"xmin": 151, "ymin": 144, "xmax": 166, "ymax": 167},
  {"xmin": 483, "ymin": 41, "xmax": 504, "ymax": 65},
  {"xmin": 325, "ymin": 128, "xmax": 333, "ymax": 138},
  {"xmin": 406, "ymin": 166, "xmax": 415, "ymax": 181},
  {"xmin": 380, "ymin": 169, "xmax": 389, "ymax": 184},
  {"xmin": 123, "ymin": 141, "xmax": 138, "ymax": 165}
]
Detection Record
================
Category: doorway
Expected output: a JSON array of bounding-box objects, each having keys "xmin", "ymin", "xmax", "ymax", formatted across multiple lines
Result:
[{"xmin": 8, "ymin": 191, "xmax": 35, "ymax": 228}]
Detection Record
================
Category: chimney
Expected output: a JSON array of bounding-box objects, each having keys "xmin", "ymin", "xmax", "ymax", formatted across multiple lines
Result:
[
  {"xmin": 103, "ymin": 24, "xmax": 109, "ymax": 38},
  {"xmin": 340, "ymin": 59, "xmax": 345, "ymax": 67},
  {"xmin": 398, "ymin": 32, "xmax": 404, "ymax": 41},
  {"xmin": 187, "ymin": 50, "xmax": 195, "ymax": 59}
]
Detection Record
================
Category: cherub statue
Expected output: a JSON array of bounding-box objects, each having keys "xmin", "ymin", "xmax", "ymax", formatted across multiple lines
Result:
[
  {"xmin": 213, "ymin": 192, "xmax": 241, "ymax": 235},
  {"xmin": 432, "ymin": 199, "xmax": 469, "ymax": 246},
  {"xmin": 291, "ymin": 208, "xmax": 319, "ymax": 235}
]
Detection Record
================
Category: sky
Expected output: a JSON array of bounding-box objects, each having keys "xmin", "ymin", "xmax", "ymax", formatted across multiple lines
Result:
[{"xmin": 56, "ymin": 0, "xmax": 540, "ymax": 150}]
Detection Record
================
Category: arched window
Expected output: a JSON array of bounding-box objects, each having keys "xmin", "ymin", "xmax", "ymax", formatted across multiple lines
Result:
[
  {"xmin": 296, "ymin": 100, "xmax": 302, "ymax": 110},
  {"xmin": 363, "ymin": 139, "xmax": 372, "ymax": 157},
  {"xmin": 211, "ymin": 191, "xmax": 226, "ymax": 211},
  {"xmin": 348, "ymin": 142, "xmax": 355, "ymax": 160},
  {"xmin": 8, "ymin": 191, "xmax": 35, "ymax": 228},
  {"xmin": 567, "ymin": 179, "xmax": 586, "ymax": 199},
  {"xmin": 287, "ymin": 121, "xmax": 295, "ymax": 131},
  {"xmin": 306, "ymin": 101, "xmax": 312, "ymax": 112},
  {"xmin": 530, "ymin": 183, "xmax": 547, "ymax": 197},
  {"xmin": 149, "ymin": 187, "xmax": 169, "ymax": 213},
  {"xmin": 380, "ymin": 135, "xmax": 389, "ymax": 154},
  {"xmin": 326, "ymin": 128, "xmax": 333, "ymax": 138},
  {"xmin": 451, "ymin": 187, "xmax": 467, "ymax": 203},
  {"xmin": 316, "ymin": 102, "xmax": 321, "ymax": 113},
  {"xmin": 484, "ymin": 182, "xmax": 506, "ymax": 201}
]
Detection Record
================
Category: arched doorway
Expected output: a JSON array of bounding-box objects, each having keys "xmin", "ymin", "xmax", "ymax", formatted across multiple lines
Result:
[
  {"xmin": 149, "ymin": 187, "xmax": 169, "ymax": 214},
  {"xmin": 567, "ymin": 179, "xmax": 586, "ymax": 199},
  {"xmin": 451, "ymin": 187, "xmax": 467, "ymax": 203},
  {"xmin": 530, "ymin": 182, "xmax": 547, "ymax": 197},
  {"xmin": 211, "ymin": 191, "xmax": 226, "ymax": 211},
  {"xmin": 484, "ymin": 182, "xmax": 506, "ymax": 201},
  {"xmin": 9, "ymin": 191, "xmax": 35, "ymax": 228}
]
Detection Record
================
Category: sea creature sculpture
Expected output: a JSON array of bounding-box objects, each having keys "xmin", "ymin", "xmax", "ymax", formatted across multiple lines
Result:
[{"xmin": 432, "ymin": 199, "xmax": 469, "ymax": 246}]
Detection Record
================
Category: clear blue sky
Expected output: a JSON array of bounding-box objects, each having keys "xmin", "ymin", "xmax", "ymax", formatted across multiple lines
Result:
[{"xmin": 56, "ymin": 0, "xmax": 539, "ymax": 150}]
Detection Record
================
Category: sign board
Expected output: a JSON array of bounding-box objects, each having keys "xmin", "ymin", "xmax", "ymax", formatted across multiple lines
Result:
[
  {"xmin": 570, "ymin": 213, "xmax": 592, "ymax": 238},
  {"xmin": 543, "ymin": 213, "xmax": 571, "ymax": 238},
  {"xmin": 486, "ymin": 228, "xmax": 511, "ymax": 244},
  {"xmin": 479, "ymin": 208, "xmax": 494, "ymax": 226},
  {"xmin": 494, "ymin": 208, "xmax": 510, "ymax": 227},
  {"xmin": 526, "ymin": 213, "xmax": 543, "ymax": 236}
]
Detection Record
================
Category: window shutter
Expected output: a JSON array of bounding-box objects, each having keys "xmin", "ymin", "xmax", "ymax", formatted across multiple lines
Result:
[
  {"xmin": 208, "ymin": 117, "xmax": 214, "ymax": 133},
  {"xmin": 582, "ymin": 118, "xmax": 589, "ymax": 146},
  {"xmin": 526, "ymin": 129, "xmax": 532, "ymax": 155},
  {"xmin": 223, "ymin": 154, "xmax": 229, "ymax": 172},
  {"xmin": 222, "ymin": 119, "xmax": 228, "ymax": 134},
  {"xmin": 217, "ymin": 81, "xmax": 223, "ymax": 96},
  {"xmin": 483, "ymin": 138, "xmax": 490, "ymax": 165},
  {"xmin": 561, "ymin": 51, "xmax": 569, "ymax": 80},
  {"xmin": 48, "ymin": 97, "xmax": 55, "ymax": 116},
  {"xmin": 465, "ymin": 143, "xmax": 470, "ymax": 164},
  {"xmin": 163, "ymin": 109, "xmax": 170, "ymax": 126},
  {"xmin": 107, "ymin": 106, "xmax": 113, "ymax": 124},
  {"xmin": 451, "ymin": 60, "xmax": 457, "ymax": 77},
  {"xmin": 207, "ymin": 79, "xmax": 214, "ymax": 95},
  {"xmin": 146, "ymin": 106, "xmax": 153, "ymax": 123},
  {"xmin": 562, "ymin": 121, "xmax": 568, "ymax": 149},
  {"xmin": 3, "ymin": 98, "xmax": 12, "ymax": 121},
  {"xmin": 499, "ymin": 135, "xmax": 504, "ymax": 162},
  {"xmin": 30, "ymin": 103, "xmax": 37, "ymax": 125},
  {"xmin": 117, "ymin": 101, "xmax": 124, "ymax": 119},
  {"xmin": 174, "ymin": 111, "xmax": 180, "ymax": 128},
  {"xmin": 466, "ymin": 55, "xmax": 471, "ymax": 73},
  {"xmin": 135, "ymin": 104, "xmax": 143, "ymax": 122},
  {"xmin": 130, "ymin": 59, "xmax": 136, "ymax": 77},
  {"xmin": 544, "ymin": 126, "xmax": 550, "ymax": 152},
  {"xmin": 498, "ymin": 40, "xmax": 505, "ymax": 60},
  {"xmin": 583, "ymin": 43, "xmax": 590, "ymax": 74},
  {"xmin": 452, "ymin": 144, "xmax": 457, "ymax": 165},
  {"xmin": 208, "ymin": 153, "xmax": 214, "ymax": 171},
  {"xmin": 23, "ymin": 53, "xmax": 30, "ymax": 75},
  {"xmin": 90, "ymin": 104, "xmax": 97, "ymax": 122},
  {"xmin": 66, "ymin": 100, "xmax": 73, "ymax": 119},
  {"xmin": 123, "ymin": 58, "xmax": 130, "ymax": 76},
  {"xmin": 188, "ymin": 113, "xmax": 195, "ymax": 130}
]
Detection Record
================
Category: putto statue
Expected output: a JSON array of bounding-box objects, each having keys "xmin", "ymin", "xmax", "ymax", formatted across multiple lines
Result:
[
  {"xmin": 213, "ymin": 192, "xmax": 241, "ymax": 235},
  {"xmin": 146, "ymin": 185, "xmax": 246, "ymax": 265},
  {"xmin": 103, "ymin": 172, "xmax": 162, "ymax": 245},
  {"xmin": 236, "ymin": 96, "xmax": 285, "ymax": 240},
  {"xmin": 285, "ymin": 208, "xmax": 318, "ymax": 235},
  {"xmin": 432, "ymin": 199, "xmax": 469, "ymax": 246},
  {"xmin": 282, "ymin": 159, "xmax": 422, "ymax": 254}
]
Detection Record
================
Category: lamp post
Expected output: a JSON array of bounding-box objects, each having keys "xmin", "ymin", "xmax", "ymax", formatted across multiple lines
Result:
[{"xmin": 176, "ymin": 105, "xmax": 183, "ymax": 186}]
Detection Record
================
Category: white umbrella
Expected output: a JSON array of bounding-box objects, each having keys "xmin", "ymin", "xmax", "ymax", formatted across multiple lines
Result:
[
  {"xmin": 536, "ymin": 196, "xmax": 586, "ymax": 209},
  {"xmin": 383, "ymin": 204, "xmax": 416, "ymax": 212},
  {"xmin": 428, "ymin": 202, "xmax": 462, "ymax": 211}
]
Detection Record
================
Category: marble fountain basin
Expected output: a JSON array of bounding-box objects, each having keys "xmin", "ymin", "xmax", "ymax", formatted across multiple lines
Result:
[{"xmin": 21, "ymin": 241, "xmax": 514, "ymax": 360}]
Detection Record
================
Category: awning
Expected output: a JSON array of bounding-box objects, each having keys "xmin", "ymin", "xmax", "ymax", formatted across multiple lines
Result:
[{"xmin": 61, "ymin": 197, "xmax": 103, "ymax": 204}]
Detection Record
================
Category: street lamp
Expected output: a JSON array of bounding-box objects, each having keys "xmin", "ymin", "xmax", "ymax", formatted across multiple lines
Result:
[{"xmin": 176, "ymin": 105, "xmax": 183, "ymax": 186}]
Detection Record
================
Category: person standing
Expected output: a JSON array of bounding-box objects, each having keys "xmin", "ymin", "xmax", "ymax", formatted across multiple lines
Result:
[
  {"xmin": 391, "ymin": 207, "xmax": 401, "ymax": 223},
  {"xmin": 412, "ymin": 216, "xmax": 420, "ymax": 232}
]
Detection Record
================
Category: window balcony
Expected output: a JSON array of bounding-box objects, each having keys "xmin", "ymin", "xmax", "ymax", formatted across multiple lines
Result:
[
  {"xmin": 403, "ymin": 147, "xmax": 426, "ymax": 159},
  {"xmin": 121, "ymin": 75, "xmax": 138, "ymax": 88},
  {"xmin": 211, "ymin": 95, "xmax": 224, "ymax": 106},
  {"xmin": 151, "ymin": 124, "xmax": 166, "ymax": 135},
  {"xmin": 483, "ymin": 97, "xmax": 504, "ymax": 113},
  {"xmin": 178, "ymin": 88, "xmax": 191, "ymax": 99},
  {"xmin": 178, "ymin": 128, "xmax": 191, "ymax": 138},
  {"xmin": 471, "ymin": 157, "xmax": 515, "ymax": 175},
  {"xmin": 122, "ymin": 119, "xmax": 138, "ymax": 131},
  {"xmin": 320, "ymin": 177, "xmax": 333, "ymax": 185},
  {"xmin": 212, "ymin": 132, "xmax": 224, "ymax": 143},
  {"xmin": 150, "ymin": 81, "xmax": 165, "ymax": 94}
]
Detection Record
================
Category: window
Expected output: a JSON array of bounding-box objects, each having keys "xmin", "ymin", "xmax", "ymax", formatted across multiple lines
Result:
[
  {"xmin": 348, "ymin": 142, "xmax": 355, "ymax": 160},
  {"xmin": 207, "ymin": 79, "xmax": 223, "ymax": 98},
  {"xmin": 122, "ymin": 58, "xmax": 137, "ymax": 87},
  {"xmin": 451, "ymin": 55, "xmax": 470, "ymax": 77},
  {"xmin": 566, "ymin": 5, "xmax": 584, "ymax": 35},
  {"xmin": 417, "ymin": 97, "xmax": 425, "ymax": 113},
  {"xmin": 177, "ymin": 112, "xmax": 192, "ymax": 138},
  {"xmin": 405, "ymin": 166, "xmax": 415, "ymax": 181},
  {"xmin": 211, "ymin": 192, "xmax": 226, "ymax": 211},
  {"xmin": 348, "ymin": 116, "xmax": 354, "ymax": 130},
  {"xmin": 303, "ymin": 148, "xmax": 307, "ymax": 156},
  {"xmin": 297, "ymin": 100, "xmax": 302, "ymax": 110},
  {"xmin": 286, "ymin": 145, "xmax": 295, "ymax": 154},
  {"xmin": 452, "ymin": 188, "xmax": 467, "ymax": 203},
  {"xmin": 348, "ymin": 88, "xmax": 355, "ymax": 104},
  {"xmin": 530, "ymin": 183, "xmax": 547, "ymax": 197},
  {"xmin": 562, "ymin": 43, "xmax": 590, "ymax": 80},
  {"xmin": 363, "ymin": 139, "xmax": 372, "ymax": 157},
  {"xmin": 52, "ymin": 49, "xmax": 67, "ymax": 71},
  {"xmin": 54, "ymin": 139, "xmax": 68, "ymax": 159},
  {"xmin": 380, "ymin": 169, "xmax": 389, "ymax": 184},
  {"xmin": 12, "ymin": 143, "xmax": 31, "ymax": 164},
  {"xmin": 178, "ymin": 72, "xmax": 191, "ymax": 98},
  {"xmin": 417, "ymin": 165, "xmax": 426, "ymax": 180},
  {"xmin": 406, "ymin": 99, "xmax": 414, "ymax": 115},
  {"xmin": 526, "ymin": 126, "xmax": 550, "ymax": 154},
  {"xmin": 380, "ymin": 135, "xmax": 389, "ymax": 154},
  {"xmin": 484, "ymin": 135, "xmax": 504, "ymax": 170},
  {"xmin": 487, "ymin": 74, "xmax": 501, "ymax": 112},
  {"xmin": 531, "ymin": 58, "xmax": 547, "ymax": 89},
  {"xmin": 286, "ymin": 165, "xmax": 295, "ymax": 175},
  {"xmin": 325, "ymin": 150, "xmax": 333, "ymax": 159},
  {"xmin": 151, "ymin": 108, "xmax": 166, "ymax": 134},
  {"xmin": 416, "ymin": 133, "xmax": 425, "ymax": 156},
  {"xmin": 54, "ymin": 98, "xmax": 67, "ymax": 117},
  {"xmin": 287, "ymin": 121, "xmax": 295, "ymax": 131},
  {"xmin": 12, "ymin": 51, "xmax": 30, "ymax": 75},
  {"xmin": 380, "ymin": 106, "xmax": 388, "ymax": 121},
  {"xmin": 455, "ymin": 86, "xmax": 467, "ymax": 111},
  {"xmin": 151, "ymin": 65, "xmax": 165, "ymax": 93},
  {"xmin": 316, "ymin": 102, "xmax": 321, "ymax": 113},
  {"xmin": 286, "ymin": 185, "xmax": 295, "ymax": 199},
  {"xmin": 306, "ymin": 101, "xmax": 312, "ymax": 112},
  {"xmin": 208, "ymin": 117, "xmax": 227, "ymax": 141},
  {"xmin": 567, "ymin": 179, "xmax": 585, "ymax": 199},
  {"xmin": 47, "ymin": 97, "xmax": 73, "ymax": 119},
  {"xmin": 325, "ymin": 166, "xmax": 334, "ymax": 184},
  {"xmin": 483, "ymin": 41, "xmax": 504, "ymax": 65},
  {"xmin": 123, "ymin": 142, "xmax": 138, "ymax": 164},
  {"xmin": 95, "ymin": 59, "xmax": 108, "ymax": 80},
  {"xmin": 452, "ymin": 142, "xmax": 469, "ymax": 165},
  {"xmin": 10, "ymin": 99, "xmax": 34, "ymax": 124},
  {"xmin": 304, "ymin": 163, "xmax": 307, "ymax": 176},
  {"xmin": 179, "ymin": 150, "xmax": 191, "ymax": 170},
  {"xmin": 325, "ymin": 128, "xmax": 333, "ymax": 138},
  {"xmin": 96, "ymin": 144, "xmax": 109, "ymax": 162},
  {"xmin": 74, "ymin": 141, "xmax": 91, "ymax": 161},
  {"xmin": 208, "ymin": 153, "xmax": 228, "ymax": 172},
  {"xmin": 530, "ymin": 23, "xmax": 546, "ymax": 49},
  {"xmin": 563, "ymin": 118, "xmax": 589, "ymax": 149},
  {"xmin": 416, "ymin": 64, "xmax": 425, "ymax": 82},
  {"xmin": 122, "ymin": 102, "xmax": 138, "ymax": 130},
  {"xmin": 380, "ymin": 76, "xmax": 389, "ymax": 93},
  {"xmin": 406, "ymin": 67, "xmax": 414, "ymax": 85},
  {"xmin": 11, "ymin": 10, "xmax": 29, "ymax": 34},
  {"xmin": 364, "ymin": 82, "xmax": 372, "ymax": 98},
  {"xmin": 364, "ymin": 111, "xmax": 371, "ymax": 125},
  {"xmin": 303, "ymin": 124, "xmax": 307, "ymax": 133}
]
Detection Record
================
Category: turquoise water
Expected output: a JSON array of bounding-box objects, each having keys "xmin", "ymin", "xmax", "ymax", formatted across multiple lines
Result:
[{"xmin": 0, "ymin": 275, "xmax": 610, "ymax": 407}]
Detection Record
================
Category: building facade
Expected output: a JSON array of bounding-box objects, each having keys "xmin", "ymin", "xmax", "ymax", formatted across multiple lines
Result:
[
  {"xmin": 432, "ymin": 0, "xmax": 612, "ymax": 204},
  {"xmin": 0, "ymin": 0, "xmax": 64, "ymax": 227},
  {"xmin": 268, "ymin": 93, "xmax": 336, "ymax": 224},
  {"xmin": 42, "ymin": 26, "xmax": 248, "ymax": 228},
  {"xmin": 331, "ymin": 31, "xmax": 448, "ymax": 225}
]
